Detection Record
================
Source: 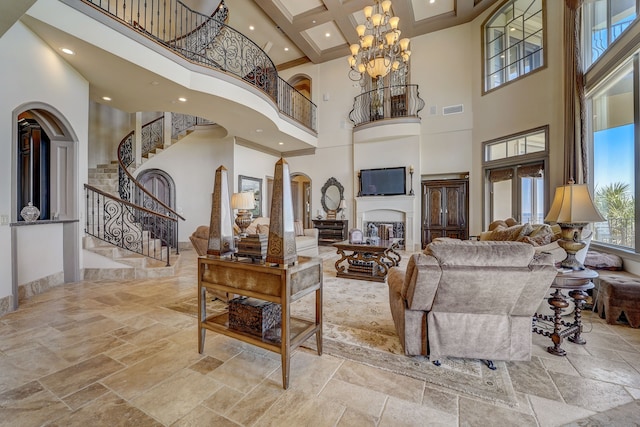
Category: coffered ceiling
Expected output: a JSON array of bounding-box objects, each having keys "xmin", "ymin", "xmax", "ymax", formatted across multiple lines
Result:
[{"xmin": 250, "ymin": 0, "xmax": 502, "ymax": 67}]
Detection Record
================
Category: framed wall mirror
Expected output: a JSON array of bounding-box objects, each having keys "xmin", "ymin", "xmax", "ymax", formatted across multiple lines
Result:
[{"xmin": 320, "ymin": 177, "xmax": 344, "ymax": 214}]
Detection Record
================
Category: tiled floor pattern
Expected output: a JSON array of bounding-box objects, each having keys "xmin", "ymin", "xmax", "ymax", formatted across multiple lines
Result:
[{"xmin": 1, "ymin": 248, "xmax": 640, "ymax": 426}]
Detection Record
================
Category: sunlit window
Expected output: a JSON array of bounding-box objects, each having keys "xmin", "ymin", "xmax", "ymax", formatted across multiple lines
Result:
[
  {"xmin": 582, "ymin": 0, "xmax": 636, "ymax": 69},
  {"xmin": 588, "ymin": 60, "xmax": 635, "ymax": 249},
  {"xmin": 483, "ymin": 127, "xmax": 548, "ymax": 225},
  {"xmin": 483, "ymin": 0, "xmax": 545, "ymax": 92}
]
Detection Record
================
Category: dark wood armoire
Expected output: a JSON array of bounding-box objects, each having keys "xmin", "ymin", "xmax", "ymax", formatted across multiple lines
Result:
[{"xmin": 421, "ymin": 179, "xmax": 468, "ymax": 248}]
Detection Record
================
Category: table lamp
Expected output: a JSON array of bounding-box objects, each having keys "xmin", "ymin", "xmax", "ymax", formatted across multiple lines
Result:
[
  {"xmin": 338, "ymin": 199, "xmax": 347, "ymax": 219},
  {"xmin": 231, "ymin": 192, "xmax": 255, "ymax": 237},
  {"xmin": 544, "ymin": 180, "xmax": 604, "ymax": 270}
]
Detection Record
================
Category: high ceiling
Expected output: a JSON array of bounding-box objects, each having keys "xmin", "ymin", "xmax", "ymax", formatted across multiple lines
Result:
[{"xmin": 245, "ymin": 0, "xmax": 502, "ymax": 68}]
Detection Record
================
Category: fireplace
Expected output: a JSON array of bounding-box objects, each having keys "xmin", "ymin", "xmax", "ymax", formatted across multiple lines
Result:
[{"xmin": 355, "ymin": 195, "xmax": 416, "ymax": 251}]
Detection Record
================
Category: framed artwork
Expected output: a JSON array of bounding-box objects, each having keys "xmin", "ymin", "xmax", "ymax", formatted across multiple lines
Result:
[{"xmin": 238, "ymin": 175, "xmax": 262, "ymax": 217}]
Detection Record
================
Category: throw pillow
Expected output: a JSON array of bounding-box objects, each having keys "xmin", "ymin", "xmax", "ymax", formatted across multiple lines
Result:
[
  {"xmin": 520, "ymin": 224, "xmax": 553, "ymax": 246},
  {"xmin": 488, "ymin": 220, "xmax": 508, "ymax": 231},
  {"xmin": 490, "ymin": 223, "xmax": 532, "ymax": 241},
  {"xmin": 257, "ymin": 223, "xmax": 270, "ymax": 235},
  {"xmin": 505, "ymin": 217, "xmax": 518, "ymax": 227},
  {"xmin": 584, "ymin": 251, "xmax": 623, "ymax": 270},
  {"xmin": 519, "ymin": 233, "xmax": 552, "ymax": 246},
  {"xmin": 294, "ymin": 221, "xmax": 304, "ymax": 236}
]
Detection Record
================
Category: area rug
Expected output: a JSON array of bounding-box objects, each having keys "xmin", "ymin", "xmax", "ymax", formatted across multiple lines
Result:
[{"xmin": 166, "ymin": 250, "xmax": 519, "ymax": 407}]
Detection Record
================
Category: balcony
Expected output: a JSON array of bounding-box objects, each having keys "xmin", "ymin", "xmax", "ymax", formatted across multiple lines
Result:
[{"xmin": 349, "ymin": 84, "xmax": 425, "ymax": 127}]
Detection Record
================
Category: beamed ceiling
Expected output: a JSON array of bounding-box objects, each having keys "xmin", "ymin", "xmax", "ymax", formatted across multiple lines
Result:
[{"xmin": 247, "ymin": 0, "xmax": 502, "ymax": 68}]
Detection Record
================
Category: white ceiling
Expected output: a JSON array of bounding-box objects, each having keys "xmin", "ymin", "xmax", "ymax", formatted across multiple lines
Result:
[
  {"xmin": 0, "ymin": 0, "xmax": 503, "ymax": 154},
  {"xmin": 251, "ymin": 0, "xmax": 502, "ymax": 67}
]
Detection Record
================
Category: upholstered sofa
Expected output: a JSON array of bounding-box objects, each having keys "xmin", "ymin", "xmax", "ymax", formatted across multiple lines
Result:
[
  {"xmin": 387, "ymin": 240, "xmax": 557, "ymax": 365},
  {"xmin": 189, "ymin": 217, "xmax": 319, "ymax": 258}
]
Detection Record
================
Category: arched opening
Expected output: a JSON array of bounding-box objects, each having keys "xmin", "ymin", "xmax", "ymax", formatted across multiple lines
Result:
[
  {"xmin": 14, "ymin": 105, "xmax": 78, "ymax": 222},
  {"xmin": 11, "ymin": 103, "xmax": 80, "ymax": 310},
  {"xmin": 266, "ymin": 172, "xmax": 312, "ymax": 229},
  {"xmin": 288, "ymin": 74, "xmax": 311, "ymax": 100}
]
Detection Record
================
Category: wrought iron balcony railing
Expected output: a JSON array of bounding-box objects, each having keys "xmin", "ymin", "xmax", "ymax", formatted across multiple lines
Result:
[
  {"xmin": 349, "ymin": 84, "xmax": 425, "ymax": 127},
  {"xmin": 81, "ymin": 0, "xmax": 317, "ymax": 132}
]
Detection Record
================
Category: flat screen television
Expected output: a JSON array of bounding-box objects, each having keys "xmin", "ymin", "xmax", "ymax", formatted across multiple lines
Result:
[{"xmin": 359, "ymin": 167, "xmax": 406, "ymax": 196}]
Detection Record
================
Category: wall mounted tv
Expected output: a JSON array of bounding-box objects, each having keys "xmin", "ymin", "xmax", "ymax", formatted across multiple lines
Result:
[{"xmin": 359, "ymin": 167, "xmax": 406, "ymax": 196}]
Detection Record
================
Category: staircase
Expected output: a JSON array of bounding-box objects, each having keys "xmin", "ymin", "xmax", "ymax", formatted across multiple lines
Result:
[
  {"xmin": 83, "ymin": 120, "xmax": 198, "ymax": 279},
  {"xmin": 85, "ymin": 160, "xmax": 181, "ymax": 279}
]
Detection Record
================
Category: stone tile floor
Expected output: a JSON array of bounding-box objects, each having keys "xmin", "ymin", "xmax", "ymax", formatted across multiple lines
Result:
[{"xmin": 1, "ymin": 247, "xmax": 639, "ymax": 426}]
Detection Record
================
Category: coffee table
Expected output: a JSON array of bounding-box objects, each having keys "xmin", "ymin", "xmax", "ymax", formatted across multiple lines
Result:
[{"xmin": 333, "ymin": 239, "xmax": 401, "ymax": 282}]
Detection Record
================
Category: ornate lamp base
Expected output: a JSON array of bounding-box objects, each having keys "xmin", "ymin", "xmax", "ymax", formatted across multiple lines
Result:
[
  {"xmin": 557, "ymin": 222, "xmax": 588, "ymax": 270},
  {"xmin": 235, "ymin": 210, "xmax": 252, "ymax": 238}
]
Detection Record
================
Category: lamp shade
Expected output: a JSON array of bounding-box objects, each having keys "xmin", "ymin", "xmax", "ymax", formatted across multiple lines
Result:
[
  {"xmin": 338, "ymin": 199, "xmax": 346, "ymax": 210},
  {"xmin": 544, "ymin": 183, "xmax": 604, "ymax": 224},
  {"xmin": 231, "ymin": 192, "xmax": 255, "ymax": 210}
]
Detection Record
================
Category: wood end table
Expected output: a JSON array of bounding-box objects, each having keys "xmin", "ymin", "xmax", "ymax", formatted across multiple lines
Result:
[{"xmin": 533, "ymin": 268, "xmax": 597, "ymax": 356}]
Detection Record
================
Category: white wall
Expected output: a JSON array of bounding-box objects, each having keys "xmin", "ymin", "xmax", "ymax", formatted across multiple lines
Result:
[
  {"xmin": 88, "ymin": 101, "xmax": 132, "ymax": 168},
  {"xmin": 470, "ymin": 1, "xmax": 565, "ymax": 234},
  {"xmin": 134, "ymin": 126, "xmax": 234, "ymax": 240},
  {"xmin": 0, "ymin": 21, "xmax": 89, "ymax": 301},
  {"xmin": 16, "ymin": 224, "xmax": 64, "ymax": 284}
]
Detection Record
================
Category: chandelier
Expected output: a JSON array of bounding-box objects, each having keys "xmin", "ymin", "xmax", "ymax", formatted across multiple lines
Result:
[{"xmin": 347, "ymin": 0, "xmax": 411, "ymax": 84}]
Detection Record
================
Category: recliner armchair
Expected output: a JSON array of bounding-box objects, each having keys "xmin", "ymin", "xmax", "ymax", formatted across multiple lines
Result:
[{"xmin": 387, "ymin": 241, "xmax": 557, "ymax": 366}]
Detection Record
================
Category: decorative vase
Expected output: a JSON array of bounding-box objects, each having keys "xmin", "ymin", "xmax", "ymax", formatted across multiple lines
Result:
[{"xmin": 21, "ymin": 202, "xmax": 40, "ymax": 222}]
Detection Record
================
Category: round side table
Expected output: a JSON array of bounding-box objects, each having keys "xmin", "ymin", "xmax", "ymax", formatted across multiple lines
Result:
[{"xmin": 533, "ymin": 268, "xmax": 597, "ymax": 356}]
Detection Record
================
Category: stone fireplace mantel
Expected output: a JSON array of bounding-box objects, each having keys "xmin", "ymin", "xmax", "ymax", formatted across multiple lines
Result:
[{"xmin": 355, "ymin": 195, "xmax": 416, "ymax": 250}]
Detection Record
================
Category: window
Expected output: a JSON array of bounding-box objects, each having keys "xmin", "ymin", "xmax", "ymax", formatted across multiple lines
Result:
[
  {"xmin": 483, "ymin": 0, "xmax": 545, "ymax": 92},
  {"xmin": 582, "ymin": 0, "xmax": 636, "ymax": 69},
  {"xmin": 587, "ymin": 59, "xmax": 635, "ymax": 249},
  {"xmin": 483, "ymin": 127, "xmax": 548, "ymax": 226}
]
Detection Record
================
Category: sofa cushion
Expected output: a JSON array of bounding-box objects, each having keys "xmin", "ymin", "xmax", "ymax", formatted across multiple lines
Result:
[
  {"xmin": 426, "ymin": 241, "xmax": 535, "ymax": 267},
  {"xmin": 294, "ymin": 220, "xmax": 304, "ymax": 236}
]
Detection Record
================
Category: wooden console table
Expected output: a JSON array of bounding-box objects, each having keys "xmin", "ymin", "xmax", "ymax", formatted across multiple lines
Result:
[
  {"xmin": 533, "ymin": 269, "xmax": 597, "ymax": 356},
  {"xmin": 197, "ymin": 256, "xmax": 323, "ymax": 389},
  {"xmin": 313, "ymin": 219, "xmax": 348, "ymax": 245},
  {"xmin": 333, "ymin": 239, "xmax": 401, "ymax": 282}
]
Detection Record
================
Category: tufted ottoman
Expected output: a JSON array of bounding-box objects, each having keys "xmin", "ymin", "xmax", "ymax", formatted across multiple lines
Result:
[{"xmin": 593, "ymin": 271, "xmax": 640, "ymax": 328}]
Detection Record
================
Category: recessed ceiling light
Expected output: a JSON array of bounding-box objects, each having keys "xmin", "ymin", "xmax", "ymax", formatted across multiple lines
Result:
[
  {"xmin": 430, "ymin": 0, "xmax": 435, "ymax": 3},
  {"xmin": 510, "ymin": 27, "xmax": 516, "ymax": 31},
  {"xmin": 178, "ymin": 97, "xmax": 187, "ymax": 102},
  {"xmin": 249, "ymin": 25, "xmax": 255, "ymax": 31},
  {"xmin": 61, "ymin": 48, "xmax": 74, "ymax": 55},
  {"xmin": 284, "ymin": 47, "xmax": 289, "ymax": 51},
  {"xmin": 150, "ymin": 81, "xmax": 160, "ymax": 86},
  {"xmin": 256, "ymin": 129, "xmax": 263, "ymax": 133},
  {"xmin": 325, "ymin": 32, "xmax": 331, "ymax": 38},
  {"xmin": 102, "ymin": 96, "xmax": 112, "ymax": 101},
  {"xmin": 278, "ymin": 142, "xmax": 284, "ymax": 145},
  {"xmin": 312, "ymin": 20, "xmax": 316, "ymax": 24}
]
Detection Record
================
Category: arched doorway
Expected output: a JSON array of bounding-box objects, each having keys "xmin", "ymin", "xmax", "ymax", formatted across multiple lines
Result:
[
  {"xmin": 136, "ymin": 168, "xmax": 176, "ymax": 211},
  {"xmin": 11, "ymin": 103, "xmax": 80, "ymax": 310},
  {"xmin": 267, "ymin": 173, "xmax": 312, "ymax": 228}
]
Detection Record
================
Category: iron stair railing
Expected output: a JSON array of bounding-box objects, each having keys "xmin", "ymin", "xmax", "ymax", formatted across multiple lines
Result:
[
  {"xmin": 84, "ymin": 184, "xmax": 176, "ymax": 266},
  {"xmin": 349, "ymin": 84, "xmax": 425, "ymax": 127},
  {"xmin": 81, "ymin": 0, "xmax": 317, "ymax": 132},
  {"xmin": 84, "ymin": 113, "xmax": 206, "ymax": 265}
]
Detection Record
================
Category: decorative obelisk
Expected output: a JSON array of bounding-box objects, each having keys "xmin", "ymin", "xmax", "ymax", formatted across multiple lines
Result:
[
  {"xmin": 266, "ymin": 158, "xmax": 297, "ymax": 266},
  {"xmin": 207, "ymin": 165, "xmax": 235, "ymax": 257}
]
